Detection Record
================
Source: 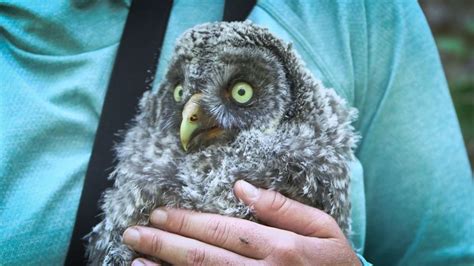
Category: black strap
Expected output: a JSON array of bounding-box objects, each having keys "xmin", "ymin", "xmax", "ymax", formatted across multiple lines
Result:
[
  {"xmin": 65, "ymin": 0, "xmax": 255, "ymax": 264},
  {"xmin": 223, "ymin": 0, "xmax": 256, "ymax": 22}
]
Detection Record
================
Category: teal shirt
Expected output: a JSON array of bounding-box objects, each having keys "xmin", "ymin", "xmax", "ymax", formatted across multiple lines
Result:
[{"xmin": 1, "ymin": 1, "xmax": 472, "ymax": 265}]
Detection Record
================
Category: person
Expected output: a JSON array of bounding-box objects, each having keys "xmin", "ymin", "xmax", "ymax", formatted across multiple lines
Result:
[{"xmin": 1, "ymin": 1, "xmax": 472, "ymax": 265}]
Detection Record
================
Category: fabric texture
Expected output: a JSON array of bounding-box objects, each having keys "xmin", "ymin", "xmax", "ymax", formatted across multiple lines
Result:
[
  {"xmin": 1, "ymin": 0, "xmax": 472, "ymax": 265},
  {"xmin": 0, "ymin": 1, "xmax": 129, "ymax": 265}
]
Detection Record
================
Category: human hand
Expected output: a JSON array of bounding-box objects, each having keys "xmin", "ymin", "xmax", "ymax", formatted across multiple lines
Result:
[{"xmin": 122, "ymin": 180, "xmax": 360, "ymax": 265}]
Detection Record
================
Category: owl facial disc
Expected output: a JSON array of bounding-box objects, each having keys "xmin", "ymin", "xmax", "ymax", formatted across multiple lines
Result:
[{"xmin": 180, "ymin": 93, "xmax": 223, "ymax": 151}]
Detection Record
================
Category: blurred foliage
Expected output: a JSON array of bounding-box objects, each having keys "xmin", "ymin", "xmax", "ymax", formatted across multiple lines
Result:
[{"xmin": 420, "ymin": 0, "xmax": 474, "ymax": 169}]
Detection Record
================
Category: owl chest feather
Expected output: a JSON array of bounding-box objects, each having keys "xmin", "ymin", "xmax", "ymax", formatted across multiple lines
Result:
[{"xmin": 143, "ymin": 122, "xmax": 342, "ymax": 223}]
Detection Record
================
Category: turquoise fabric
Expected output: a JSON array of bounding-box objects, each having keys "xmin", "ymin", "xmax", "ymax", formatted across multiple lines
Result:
[
  {"xmin": 1, "ymin": 1, "xmax": 129, "ymax": 265},
  {"xmin": 1, "ymin": 0, "xmax": 472, "ymax": 265}
]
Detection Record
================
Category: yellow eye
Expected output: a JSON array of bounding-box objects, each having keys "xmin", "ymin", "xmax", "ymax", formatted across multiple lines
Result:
[
  {"xmin": 231, "ymin": 82, "xmax": 253, "ymax": 104},
  {"xmin": 174, "ymin": 84, "xmax": 183, "ymax": 102}
]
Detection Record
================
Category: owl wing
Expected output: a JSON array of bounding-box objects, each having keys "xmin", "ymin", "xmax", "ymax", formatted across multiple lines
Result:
[{"xmin": 279, "ymin": 74, "xmax": 359, "ymax": 235}]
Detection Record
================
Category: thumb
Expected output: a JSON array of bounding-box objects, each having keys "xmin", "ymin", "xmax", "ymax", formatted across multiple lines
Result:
[{"xmin": 234, "ymin": 180, "xmax": 343, "ymax": 239}]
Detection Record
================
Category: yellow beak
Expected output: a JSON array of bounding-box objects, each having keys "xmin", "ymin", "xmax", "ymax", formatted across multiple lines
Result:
[
  {"xmin": 180, "ymin": 93, "xmax": 203, "ymax": 151},
  {"xmin": 180, "ymin": 93, "xmax": 224, "ymax": 152}
]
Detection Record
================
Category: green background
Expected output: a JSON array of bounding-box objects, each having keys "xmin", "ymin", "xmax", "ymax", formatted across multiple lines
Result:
[{"xmin": 421, "ymin": 0, "xmax": 474, "ymax": 169}]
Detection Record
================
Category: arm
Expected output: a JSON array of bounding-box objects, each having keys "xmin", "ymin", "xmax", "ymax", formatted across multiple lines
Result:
[{"xmin": 356, "ymin": 2, "xmax": 474, "ymax": 264}]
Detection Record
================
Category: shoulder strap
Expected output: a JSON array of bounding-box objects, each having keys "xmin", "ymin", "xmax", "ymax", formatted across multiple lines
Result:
[
  {"xmin": 223, "ymin": 0, "xmax": 256, "ymax": 22},
  {"xmin": 66, "ymin": 0, "xmax": 255, "ymax": 264}
]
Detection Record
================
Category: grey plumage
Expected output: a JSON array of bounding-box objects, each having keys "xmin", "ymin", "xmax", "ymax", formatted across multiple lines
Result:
[{"xmin": 86, "ymin": 21, "xmax": 358, "ymax": 265}]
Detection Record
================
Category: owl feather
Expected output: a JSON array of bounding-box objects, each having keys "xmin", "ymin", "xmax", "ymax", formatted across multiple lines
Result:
[{"xmin": 85, "ymin": 21, "xmax": 358, "ymax": 265}]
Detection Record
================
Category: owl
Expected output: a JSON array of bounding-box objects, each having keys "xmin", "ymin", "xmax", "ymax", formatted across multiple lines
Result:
[{"xmin": 86, "ymin": 21, "xmax": 358, "ymax": 265}]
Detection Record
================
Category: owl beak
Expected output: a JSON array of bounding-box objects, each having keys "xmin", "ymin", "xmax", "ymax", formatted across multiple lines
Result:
[{"xmin": 180, "ymin": 93, "xmax": 222, "ymax": 151}]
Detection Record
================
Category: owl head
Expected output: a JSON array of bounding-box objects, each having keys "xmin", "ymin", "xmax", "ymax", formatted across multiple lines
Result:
[{"xmin": 140, "ymin": 21, "xmax": 348, "ymax": 152}]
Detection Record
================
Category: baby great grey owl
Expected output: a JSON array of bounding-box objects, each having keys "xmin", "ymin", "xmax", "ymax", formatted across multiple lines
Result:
[{"xmin": 86, "ymin": 21, "xmax": 358, "ymax": 265}]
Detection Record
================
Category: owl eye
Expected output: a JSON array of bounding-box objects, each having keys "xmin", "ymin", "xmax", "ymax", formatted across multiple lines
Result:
[
  {"xmin": 173, "ymin": 84, "xmax": 184, "ymax": 102},
  {"xmin": 230, "ymin": 82, "xmax": 253, "ymax": 104}
]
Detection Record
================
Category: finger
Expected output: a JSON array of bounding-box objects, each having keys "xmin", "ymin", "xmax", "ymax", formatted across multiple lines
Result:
[
  {"xmin": 234, "ymin": 180, "xmax": 343, "ymax": 239},
  {"xmin": 131, "ymin": 258, "xmax": 160, "ymax": 266},
  {"xmin": 123, "ymin": 226, "xmax": 259, "ymax": 265},
  {"xmin": 149, "ymin": 208, "xmax": 287, "ymax": 259}
]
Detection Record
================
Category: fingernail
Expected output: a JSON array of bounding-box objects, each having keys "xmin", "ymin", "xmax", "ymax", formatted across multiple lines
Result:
[
  {"xmin": 238, "ymin": 180, "xmax": 259, "ymax": 200},
  {"xmin": 123, "ymin": 228, "xmax": 140, "ymax": 246},
  {"xmin": 132, "ymin": 259, "xmax": 145, "ymax": 266},
  {"xmin": 151, "ymin": 209, "xmax": 168, "ymax": 225}
]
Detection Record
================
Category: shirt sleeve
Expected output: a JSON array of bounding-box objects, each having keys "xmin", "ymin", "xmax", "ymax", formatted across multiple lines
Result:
[{"xmin": 353, "ymin": 2, "xmax": 474, "ymax": 264}]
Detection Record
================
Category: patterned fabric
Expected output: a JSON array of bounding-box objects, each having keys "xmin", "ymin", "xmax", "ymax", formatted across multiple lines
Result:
[{"xmin": 0, "ymin": 0, "xmax": 472, "ymax": 265}]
